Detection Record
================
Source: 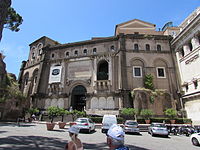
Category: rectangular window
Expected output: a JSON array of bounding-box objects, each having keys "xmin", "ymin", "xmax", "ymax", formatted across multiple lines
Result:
[
  {"xmin": 133, "ymin": 66, "xmax": 142, "ymax": 77},
  {"xmin": 156, "ymin": 67, "xmax": 166, "ymax": 78}
]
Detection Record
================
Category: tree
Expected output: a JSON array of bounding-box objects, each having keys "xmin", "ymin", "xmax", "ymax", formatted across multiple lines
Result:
[
  {"xmin": 120, "ymin": 108, "xmax": 138, "ymax": 120},
  {"xmin": 0, "ymin": 0, "xmax": 23, "ymax": 41},
  {"xmin": 140, "ymin": 109, "xmax": 154, "ymax": 120}
]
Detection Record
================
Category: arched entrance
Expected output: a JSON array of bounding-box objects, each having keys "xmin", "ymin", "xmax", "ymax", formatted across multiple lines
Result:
[{"xmin": 71, "ymin": 85, "xmax": 87, "ymax": 111}]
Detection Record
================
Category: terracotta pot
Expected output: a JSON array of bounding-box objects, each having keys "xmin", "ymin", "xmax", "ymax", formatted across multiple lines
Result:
[
  {"xmin": 58, "ymin": 122, "xmax": 66, "ymax": 129},
  {"xmin": 46, "ymin": 122, "xmax": 56, "ymax": 130},
  {"xmin": 145, "ymin": 119, "xmax": 151, "ymax": 124},
  {"xmin": 170, "ymin": 120, "xmax": 175, "ymax": 124}
]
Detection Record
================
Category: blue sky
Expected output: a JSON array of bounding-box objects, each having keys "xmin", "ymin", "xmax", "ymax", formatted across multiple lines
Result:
[{"xmin": 0, "ymin": 0, "xmax": 199, "ymax": 77}]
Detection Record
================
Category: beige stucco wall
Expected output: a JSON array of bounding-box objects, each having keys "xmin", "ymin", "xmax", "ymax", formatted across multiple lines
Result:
[{"xmin": 185, "ymin": 99, "xmax": 200, "ymax": 125}]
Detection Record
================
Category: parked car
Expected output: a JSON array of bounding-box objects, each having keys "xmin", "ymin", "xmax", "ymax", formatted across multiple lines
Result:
[
  {"xmin": 101, "ymin": 115, "xmax": 117, "ymax": 133},
  {"xmin": 71, "ymin": 118, "xmax": 95, "ymax": 133},
  {"xmin": 123, "ymin": 120, "xmax": 140, "ymax": 134},
  {"xmin": 190, "ymin": 133, "xmax": 200, "ymax": 146},
  {"xmin": 148, "ymin": 123, "xmax": 169, "ymax": 137}
]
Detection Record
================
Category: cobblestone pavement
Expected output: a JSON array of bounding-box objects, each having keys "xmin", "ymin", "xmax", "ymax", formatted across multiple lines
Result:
[{"xmin": 0, "ymin": 122, "xmax": 200, "ymax": 150}]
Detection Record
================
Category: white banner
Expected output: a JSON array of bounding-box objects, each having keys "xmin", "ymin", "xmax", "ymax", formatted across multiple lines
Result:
[{"xmin": 49, "ymin": 66, "xmax": 62, "ymax": 83}]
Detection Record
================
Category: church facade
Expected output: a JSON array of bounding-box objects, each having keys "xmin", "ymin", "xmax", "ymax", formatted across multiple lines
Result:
[{"xmin": 18, "ymin": 19, "xmax": 179, "ymax": 115}]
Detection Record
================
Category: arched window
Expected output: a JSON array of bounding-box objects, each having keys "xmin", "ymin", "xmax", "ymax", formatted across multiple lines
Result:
[
  {"xmin": 97, "ymin": 60, "xmax": 109, "ymax": 80},
  {"xmin": 134, "ymin": 44, "xmax": 139, "ymax": 50},
  {"xmin": 32, "ymin": 52, "xmax": 35, "ymax": 59},
  {"xmin": 93, "ymin": 48, "xmax": 97, "ymax": 54},
  {"xmin": 146, "ymin": 44, "xmax": 150, "ymax": 51},
  {"xmin": 24, "ymin": 72, "xmax": 29, "ymax": 86},
  {"xmin": 83, "ymin": 49, "xmax": 87, "ymax": 55},
  {"xmin": 66, "ymin": 51, "xmax": 69, "ymax": 57},
  {"xmin": 74, "ymin": 50, "xmax": 78, "ymax": 56},
  {"xmin": 189, "ymin": 43, "xmax": 193, "ymax": 51},
  {"xmin": 157, "ymin": 44, "xmax": 161, "ymax": 51},
  {"xmin": 51, "ymin": 53, "xmax": 55, "ymax": 58},
  {"xmin": 110, "ymin": 45, "xmax": 115, "ymax": 51}
]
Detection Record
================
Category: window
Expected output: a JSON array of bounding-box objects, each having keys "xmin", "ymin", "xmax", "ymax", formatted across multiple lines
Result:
[
  {"xmin": 110, "ymin": 45, "xmax": 115, "ymax": 51},
  {"xmin": 38, "ymin": 49, "xmax": 42, "ymax": 55},
  {"xmin": 194, "ymin": 80, "xmax": 198, "ymax": 89},
  {"xmin": 134, "ymin": 44, "xmax": 139, "ymax": 50},
  {"xmin": 74, "ymin": 50, "xmax": 78, "ymax": 56},
  {"xmin": 34, "ymin": 76, "xmax": 37, "ymax": 84},
  {"xmin": 146, "ymin": 44, "xmax": 150, "ymax": 51},
  {"xmin": 189, "ymin": 43, "xmax": 193, "ymax": 51},
  {"xmin": 157, "ymin": 45, "xmax": 161, "ymax": 51},
  {"xmin": 32, "ymin": 52, "xmax": 35, "ymax": 59},
  {"xmin": 93, "ymin": 48, "xmax": 97, "ymax": 54},
  {"xmin": 83, "ymin": 49, "xmax": 87, "ymax": 55},
  {"xmin": 66, "ymin": 51, "xmax": 69, "ymax": 57},
  {"xmin": 156, "ymin": 67, "xmax": 166, "ymax": 78},
  {"xmin": 51, "ymin": 53, "xmax": 55, "ymax": 58},
  {"xmin": 181, "ymin": 48, "xmax": 184, "ymax": 57},
  {"xmin": 133, "ymin": 66, "xmax": 142, "ymax": 77}
]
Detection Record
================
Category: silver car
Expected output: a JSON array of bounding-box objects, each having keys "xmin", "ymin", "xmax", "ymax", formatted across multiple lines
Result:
[
  {"xmin": 72, "ymin": 118, "xmax": 95, "ymax": 133},
  {"xmin": 123, "ymin": 120, "xmax": 140, "ymax": 134},
  {"xmin": 148, "ymin": 123, "xmax": 169, "ymax": 137}
]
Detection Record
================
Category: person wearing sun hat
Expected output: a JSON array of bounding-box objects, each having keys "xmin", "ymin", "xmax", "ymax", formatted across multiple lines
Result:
[
  {"xmin": 65, "ymin": 125, "xmax": 83, "ymax": 150},
  {"xmin": 106, "ymin": 124, "xmax": 129, "ymax": 150}
]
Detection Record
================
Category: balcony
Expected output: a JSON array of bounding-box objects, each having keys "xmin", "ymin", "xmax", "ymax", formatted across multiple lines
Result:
[{"xmin": 94, "ymin": 80, "xmax": 111, "ymax": 91}]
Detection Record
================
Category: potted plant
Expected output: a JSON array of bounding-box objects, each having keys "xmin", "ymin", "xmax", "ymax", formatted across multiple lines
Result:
[
  {"xmin": 26, "ymin": 108, "xmax": 39, "ymax": 122},
  {"xmin": 164, "ymin": 108, "xmax": 177, "ymax": 124},
  {"xmin": 69, "ymin": 110, "xmax": 86, "ymax": 126},
  {"xmin": 46, "ymin": 106, "xmax": 59, "ymax": 130},
  {"xmin": 140, "ymin": 109, "xmax": 154, "ymax": 124},
  {"xmin": 58, "ymin": 108, "xmax": 70, "ymax": 129},
  {"xmin": 120, "ymin": 108, "xmax": 138, "ymax": 120}
]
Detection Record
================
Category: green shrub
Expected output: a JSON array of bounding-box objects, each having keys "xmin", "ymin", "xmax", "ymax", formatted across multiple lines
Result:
[
  {"xmin": 120, "ymin": 108, "xmax": 138, "ymax": 120},
  {"xmin": 144, "ymin": 74, "xmax": 154, "ymax": 90},
  {"xmin": 140, "ymin": 109, "xmax": 154, "ymax": 119},
  {"xmin": 164, "ymin": 108, "xmax": 177, "ymax": 119},
  {"xmin": 47, "ymin": 106, "xmax": 60, "ymax": 123}
]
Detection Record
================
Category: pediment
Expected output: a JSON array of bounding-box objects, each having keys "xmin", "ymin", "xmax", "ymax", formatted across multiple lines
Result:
[{"xmin": 118, "ymin": 19, "xmax": 155, "ymax": 29}]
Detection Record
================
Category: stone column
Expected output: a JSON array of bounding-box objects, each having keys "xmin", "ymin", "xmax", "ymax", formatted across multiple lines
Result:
[
  {"xmin": 93, "ymin": 58, "xmax": 97, "ymax": 86},
  {"xmin": 191, "ymin": 36, "xmax": 200, "ymax": 50},
  {"xmin": 108, "ymin": 57, "xmax": 112, "ymax": 85},
  {"xmin": 183, "ymin": 45, "xmax": 191, "ymax": 55}
]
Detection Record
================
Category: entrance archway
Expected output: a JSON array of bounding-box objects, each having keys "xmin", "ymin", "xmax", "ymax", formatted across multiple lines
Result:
[{"xmin": 71, "ymin": 85, "xmax": 87, "ymax": 111}]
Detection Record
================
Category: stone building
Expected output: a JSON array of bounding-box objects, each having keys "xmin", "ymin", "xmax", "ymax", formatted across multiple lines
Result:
[
  {"xmin": 171, "ymin": 7, "xmax": 200, "ymax": 125},
  {"xmin": 18, "ymin": 19, "xmax": 178, "ymax": 115}
]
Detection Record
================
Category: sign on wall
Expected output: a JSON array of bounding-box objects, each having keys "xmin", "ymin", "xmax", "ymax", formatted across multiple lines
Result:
[{"xmin": 49, "ymin": 66, "xmax": 62, "ymax": 83}]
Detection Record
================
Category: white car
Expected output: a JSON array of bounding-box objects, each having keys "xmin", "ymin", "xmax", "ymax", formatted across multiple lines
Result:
[
  {"xmin": 71, "ymin": 118, "xmax": 95, "ymax": 133},
  {"xmin": 190, "ymin": 133, "xmax": 200, "ymax": 146},
  {"xmin": 101, "ymin": 115, "xmax": 117, "ymax": 133},
  {"xmin": 148, "ymin": 123, "xmax": 169, "ymax": 137}
]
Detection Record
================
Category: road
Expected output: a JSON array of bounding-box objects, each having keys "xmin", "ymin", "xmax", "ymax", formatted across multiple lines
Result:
[{"xmin": 0, "ymin": 122, "xmax": 199, "ymax": 150}]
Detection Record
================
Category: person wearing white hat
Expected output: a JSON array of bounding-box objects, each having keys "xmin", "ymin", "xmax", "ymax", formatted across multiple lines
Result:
[
  {"xmin": 106, "ymin": 124, "xmax": 129, "ymax": 150},
  {"xmin": 65, "ymin": 125, "xmax": 83, "ymax": 150}
]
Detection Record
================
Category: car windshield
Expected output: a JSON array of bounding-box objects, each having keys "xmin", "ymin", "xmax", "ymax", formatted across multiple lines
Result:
[
  {"xmin": 76, "ymin": 119, "xmax": 87, "ymax": 123},
  {"xmin": 153, "ymin": 124, "xmax": 165, "ymax": 127},
  {"xmin": 126, "ymin": 122, "xmax": 138, "ymax": 125}
]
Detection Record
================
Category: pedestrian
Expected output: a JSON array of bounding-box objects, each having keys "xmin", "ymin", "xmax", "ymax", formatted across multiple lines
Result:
[
  {"xmin": 31, "ymin": 114, "xmax": 36, "ymax": 121},
  {"xmin": 65, "ymin": 125, "xmax": 83, "ymax": 150},
  {"xmin": 106, "ymin": 124, "xmax": 129, "ymax": 150}
]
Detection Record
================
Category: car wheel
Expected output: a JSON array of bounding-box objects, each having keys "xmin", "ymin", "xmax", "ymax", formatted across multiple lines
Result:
[
  {"xmin": 88, "ymin": 128, "xmax": 91, "ymax": 133},
  {"xmin": 151, "ymin": 131, "xmax": 154, "ymax": 137},
  {"xmin": 192, "ymin": 137, "xmax": 200, "ymax": 146}
]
